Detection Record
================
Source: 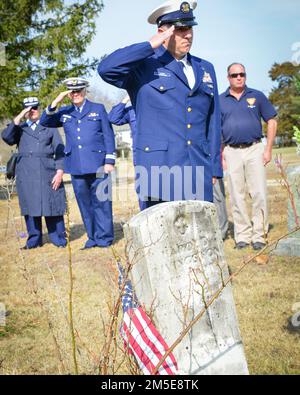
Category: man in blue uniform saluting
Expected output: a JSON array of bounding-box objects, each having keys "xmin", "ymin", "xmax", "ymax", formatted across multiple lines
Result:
[
  {"xmin": 108, "ymin": 95, "xmax": 137, "ymax": 165},
  {"xmin": 40, "ymin": 78, "xmax": 116, "ymax": 249},
  {"xmin": 98, "ymin": 0, "xmax": 222, "ymax": 209},
  {"xmin": 108, "ymin": 95, "xmax": 147, "ymax": 210}
]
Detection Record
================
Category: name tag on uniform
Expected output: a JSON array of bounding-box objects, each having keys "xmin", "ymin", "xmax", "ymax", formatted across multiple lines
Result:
[
  {"xmin": 62, "ymin": 115, "xmax": 72, "ymax": 122},
  {"xmin": 154, "ymin": 71, "xmax": 171, "ymax": 78}
]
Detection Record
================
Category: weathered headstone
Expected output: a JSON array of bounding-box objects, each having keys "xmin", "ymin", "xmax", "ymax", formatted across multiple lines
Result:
[
  {"xmin": 273, "ymin": 165, "xmax": 300, "ymax": 257},
  {"xmin": 124, "ymin": 201, "xmax": 249, "ymax": 375}
]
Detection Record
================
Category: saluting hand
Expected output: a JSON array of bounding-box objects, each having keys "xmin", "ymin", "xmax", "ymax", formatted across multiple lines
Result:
[
  {"xmin": 51, "ymin": 90, "xmax": 72, "ymax": 109},
  {"xmin": 13, "ymin": 106, "xmax": 32, "ymax": 125},
  {"xmin": 149, "ymin": 25, "xmax": 175, "ymax": 49},
  {"xmin": 52, "ymin": 169, "xmax": 64, "ymax": 191}
]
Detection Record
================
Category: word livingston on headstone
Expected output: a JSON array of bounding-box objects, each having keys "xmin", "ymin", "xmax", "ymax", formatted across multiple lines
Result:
[{"xmin": 124, "ymin": 201, "xmax": 249, "ymax": 375}]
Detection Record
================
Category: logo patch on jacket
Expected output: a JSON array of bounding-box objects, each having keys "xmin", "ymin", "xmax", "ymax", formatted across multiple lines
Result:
[{"xmin": 246, "ymin": 98, "xmax": 256, "ymax": 108}]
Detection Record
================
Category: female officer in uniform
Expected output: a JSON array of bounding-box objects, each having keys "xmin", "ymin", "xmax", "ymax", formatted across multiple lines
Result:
[{"xmin": 2, "ymin": 97, "xmax": 67, "ymax": 249}]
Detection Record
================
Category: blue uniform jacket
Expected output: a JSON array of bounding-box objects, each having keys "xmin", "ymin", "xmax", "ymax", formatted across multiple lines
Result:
[
  {"xmin": 108, "ymin": 103, "xmax": 137, "ymax": 160},
  {"xmin": 2, "ymin": 121, "xmax": 66, "ymax": 216},
  {"xmin": 108, "ymin": 103, "xmax": 137, "ymax": 139},
  {"xmin": 40, "ymin": 99, "xmax": 116, "ymax": 175},
  {"xmin": 98, "ymin": 42, "xmax": 222, "ymax": 202}
]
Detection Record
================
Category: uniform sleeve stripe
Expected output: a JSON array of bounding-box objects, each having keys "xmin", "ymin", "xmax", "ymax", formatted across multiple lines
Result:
[
  {"xmin": 105, "ymin": 154, "xmax": 116, "ymax": 160},
  {"xmin": 46, "ymin": 106, "xmax": 58, "ymax": 115}
]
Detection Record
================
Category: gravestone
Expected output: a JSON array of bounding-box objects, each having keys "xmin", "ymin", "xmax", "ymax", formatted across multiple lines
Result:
[
  {"xmin": 273, "ymin": 165, "xmax": 300, "ymax": 257},
  {"xmin": 123, "ymin": 201, "xmax": 249, "ymax": 375}
]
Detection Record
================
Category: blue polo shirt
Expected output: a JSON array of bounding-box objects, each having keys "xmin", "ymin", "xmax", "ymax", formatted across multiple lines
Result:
[{"xmin": 219, "ymin": 86, "xmax": 277, "ymax": 145}]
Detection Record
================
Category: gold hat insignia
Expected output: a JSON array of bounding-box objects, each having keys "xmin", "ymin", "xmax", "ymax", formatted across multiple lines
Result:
[{"xmin": 181, "ymin": 2, "xmax": 191, "ymax": 13}]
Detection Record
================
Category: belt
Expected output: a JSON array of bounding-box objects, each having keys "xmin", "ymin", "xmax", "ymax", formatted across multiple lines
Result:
[
  {"xmin": 227, "ymin": 140, "xmax": 261, "ymax": 149},
  {"xmin": 18, "ymin": 152, "xmax": 54, "ymax": 158}
]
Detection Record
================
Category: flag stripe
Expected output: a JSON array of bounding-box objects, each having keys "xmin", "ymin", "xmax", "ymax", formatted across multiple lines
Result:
[
  {"xmin": 118, "ymin": 263, "xmax": 178, "ymax": 375},
  {"xmin": 122, "ymin": 319, "xmax": 158, "ymax": 374},
  {"xmin": 122, "ymin": 312, "xmax": 167, "ymax": 375},
  {"xmin": 123, "ymin": 332, "xmax": 159, "ymax": 375},
  {"xmin": 134, "ymin": 308, "xmax": 178, "ymax": 373},
  {"xmin": 122, "ymin": 309, "xmax": 177, "ymax": 375}
]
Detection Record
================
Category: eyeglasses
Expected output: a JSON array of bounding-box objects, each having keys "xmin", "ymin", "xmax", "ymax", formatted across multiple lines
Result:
[
  {"xmin": 30, "ymin": 106, "xmax": 39, "ymax": 110},
  {"xmin": 229, "ymin": 73, "xmax": 246, "ymax": 79}
]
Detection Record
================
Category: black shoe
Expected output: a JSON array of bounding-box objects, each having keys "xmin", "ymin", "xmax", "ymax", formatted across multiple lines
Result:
[
  {"xmin": 20, "ymin": 245, "xmax": 41, "ymax": 250},
  {"xmin": 252, "ymin": 242, "xmax": 266, "ymax": 251},
  {"xmin": 80, "ymin": 245, "xmax": 96, "ymax": 250},
  {"xmin": 51, "ymin": 243, "xmax": 67, "ymax": 248},
  {"xmin": 52, "ymin": 239, "xmax": 67, "ymax": 248},
  {"xmin": 235, "ymin": 242, "xmax": 250, "ymax": 250},
  {"xmin": 96, "ymin": 244, "xmax": 112, "ymax": 248}
]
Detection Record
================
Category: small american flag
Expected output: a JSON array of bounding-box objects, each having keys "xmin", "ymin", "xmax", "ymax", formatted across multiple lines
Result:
[{"xmin": 118, "ymin": 264, "xmax": 178, "ymax": 375}]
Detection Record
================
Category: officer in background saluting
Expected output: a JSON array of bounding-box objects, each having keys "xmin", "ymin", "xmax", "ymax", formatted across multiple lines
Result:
[
  {"xmin": 40, "ymin": 78, "xmax": 116, "ymax": 249},
  {"xmin": 108, "ymin": 95, "xmax": 147, "ymax": 211},
  {"xmin": 2, "ymin": 97, "xmax": 67, "ymax": 249},
  {"xmin": 99, "ymin": 0, "xmax": 222, "ymax": 208}
]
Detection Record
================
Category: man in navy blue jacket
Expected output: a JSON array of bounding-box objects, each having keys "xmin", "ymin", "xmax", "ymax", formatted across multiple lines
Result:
[
  {"xmin": 108, "ymin": 95, "xmax": 147, "ymax": 210},
  {"xmin": 108, "ymin": 96, "xmax": 137, "ymax": 162},
  {"xmin": 98, "ymin": 0, "xmax": 222, "ymax": 209},
  {"xmin": 40, "ymin": 78, "xmax": 116, "ymax": 249}
]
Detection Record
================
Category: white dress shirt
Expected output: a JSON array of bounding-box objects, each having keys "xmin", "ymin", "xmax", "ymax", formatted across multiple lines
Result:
[
  {"xmin": 177, "ymin": 55, "xmax": 196, "ymax": 89},
  {"xmin": 75, "ymin": 99, "xmax": 86, "ymax": 113},
  {"xmin": 26, "ymin": 119, "xmax": 39, "ymax": 131}
]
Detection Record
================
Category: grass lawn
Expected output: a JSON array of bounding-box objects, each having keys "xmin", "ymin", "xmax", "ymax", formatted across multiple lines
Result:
[{"xmin": 0, "ymin": 147, "xmax": 299, "ymax": 375}]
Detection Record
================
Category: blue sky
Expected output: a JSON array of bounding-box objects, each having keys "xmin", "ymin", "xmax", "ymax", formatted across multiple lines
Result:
[{"xmin": 86, "ymin": 0, "xmax": 300, "ymax": 100}]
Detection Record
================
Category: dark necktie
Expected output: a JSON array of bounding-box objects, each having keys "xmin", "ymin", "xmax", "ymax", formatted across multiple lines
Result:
[
  {"xmin": 178, "ymin": 61, "xmax": 189, "ymax": 86},
  {"xmin": 178, "ymin": 61, "xmax": 185, "ymax": 71}
]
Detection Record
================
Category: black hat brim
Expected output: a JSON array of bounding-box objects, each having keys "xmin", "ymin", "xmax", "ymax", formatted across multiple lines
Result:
[
  {"xmin": 159, "ymin": 18, "xmax": 198, "ymax": 27},
  {"xmin": 172, "ymin": 20, "xmax": 198, "ymax": 27},
  {"xmin": 23, "ymin": 103, "xmax": 39, "ymax": 108}
]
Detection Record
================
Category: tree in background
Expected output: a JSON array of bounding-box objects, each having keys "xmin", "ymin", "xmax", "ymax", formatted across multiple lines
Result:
[
  {"xmin": 269, "ymin": 62, "xmax": 300, "ymax": 140},
  {"xmin": 292, "ymin": 75, "xmax": 300, "ymax": 153},
  {"xmin": 0, "ymin": 0, "xmax": 104, "ymax": 120}
]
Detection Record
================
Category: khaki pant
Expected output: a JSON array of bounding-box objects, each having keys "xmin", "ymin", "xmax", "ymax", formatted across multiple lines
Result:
[
  {"xmin": 213, "ymin": 178, "xmax": 229, "ymax": 240},
  {"xmin": 224, "ymin": 142, "xmax": 268, "ymax": 244}
]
